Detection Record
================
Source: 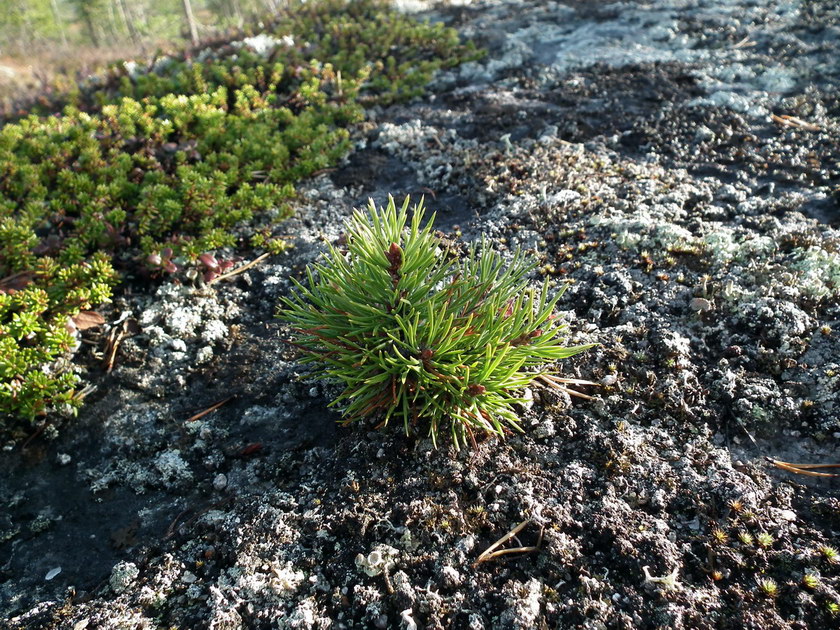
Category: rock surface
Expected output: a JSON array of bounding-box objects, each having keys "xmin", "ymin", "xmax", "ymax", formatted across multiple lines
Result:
[{"xmin": 3, "ymin": 1, "xmax": 840, "ymax": 628}]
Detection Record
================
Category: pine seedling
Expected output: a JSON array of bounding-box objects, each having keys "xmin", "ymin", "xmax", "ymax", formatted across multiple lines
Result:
[{"xmin": 280, "ymin": 196, "xmax": 593, "ymax": 449}]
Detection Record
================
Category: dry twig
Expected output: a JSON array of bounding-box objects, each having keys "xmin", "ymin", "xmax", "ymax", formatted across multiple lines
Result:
[
  {"xmin": 101, "ymin": 313, "xmax": 140, "ymax": 372},
  {"xmin": 770, "ymin": 114, "xmax": 821, "ymax": 132},
  {"xmin": 473, "ymin": 520, "xmax": 544, "ymax": 567},
  {"xmin": 732, "ymin": 35, "xmax": 756, "ymax": 49}
]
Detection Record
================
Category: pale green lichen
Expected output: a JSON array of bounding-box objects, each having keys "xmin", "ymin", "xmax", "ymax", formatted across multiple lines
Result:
[{"xmin": 790, "ymin": 246, "xmax": 840, "ymax": 299}]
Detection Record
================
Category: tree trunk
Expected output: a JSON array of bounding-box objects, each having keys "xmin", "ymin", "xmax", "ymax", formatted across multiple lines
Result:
[
  {"xmin": 78, "ymin": 6, "xmax": 100, "ymax": 47},
  {"xmin": 17, "ymin": 0, "xmax": 34, "ymax": 52},
  {"xmin": 232, "ymin": 0, "xmax": 244, "ymax": 27},
  {"xmin": 50, "ymin": 0, "xmax": 68, "ymax": 47},
  {"xmin": 105, "ymin": 0, "xmax": 121, "ymax": 45},
  {"xmin": 263, "ymin": 0, "xmax": 282, "ymax": 13},
  {"xmin": 181, "ymin": 0, "xmax": 199, "ymax": 47},
  {"xmin": 115, "ymin": 0, "xmax": 140, "ymax": 47}
]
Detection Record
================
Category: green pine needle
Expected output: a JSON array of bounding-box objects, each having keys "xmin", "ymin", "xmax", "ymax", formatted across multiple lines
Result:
[{"xmin": 280, "ymin": 195, "xmax": 593, "ymax": 449}]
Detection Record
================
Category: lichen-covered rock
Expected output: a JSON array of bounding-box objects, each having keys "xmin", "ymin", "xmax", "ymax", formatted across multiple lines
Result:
[{"xmin": 4, "ymin": 1, "xmax": 840, "ymax": 630}]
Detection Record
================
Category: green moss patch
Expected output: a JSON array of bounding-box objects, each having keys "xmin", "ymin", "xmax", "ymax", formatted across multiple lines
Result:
[{"xmin": 0, "ymin": 0, "xmax": 482, "ymax": 428}]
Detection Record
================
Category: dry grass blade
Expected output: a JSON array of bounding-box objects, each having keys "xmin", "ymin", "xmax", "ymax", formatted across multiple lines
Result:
[
  {"xmin": 732, "ymin": 36, "xmax": 756, "ymax": 49},
  {"xmin": 770, "ymin": 114, "xmax": 821, "ymax": 132},
  {"xmin": 473, "ymin": 520, "xmax": 544, "ymax": 567},
  {"xmin": 103, "ymin": 317, "xmax": 140, "ymax": 373},
  {"xmin": 210, "ymin": 252, "xmax": 270, "ymax": 284},
  {"xmin": 766, "ymin": 457, "xmax": 840, "ymax": 478},
  {"xmin": 536, "ymin": 373, "xmax": 598, "ymax": 400}
]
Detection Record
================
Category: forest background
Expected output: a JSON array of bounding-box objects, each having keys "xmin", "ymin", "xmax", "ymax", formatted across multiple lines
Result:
[{"xmin": 1, "ymin": 0, "xmax": 280, "ymax": 110}]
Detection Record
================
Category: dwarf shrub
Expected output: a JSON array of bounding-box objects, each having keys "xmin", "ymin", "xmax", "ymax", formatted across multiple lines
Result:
[
  {"xmin": 281, "ymin": 197, "xmax": 593, "ymax": 449},
  {"xmin": 0, "ymin": 254, "xmax": 116, "ymax": 420},
  {"xmin": 11, "ymin": 0, "xmax": 482, "ymax": 119},
  {"xmin": 0, "ymin": 0, "xmax": 481, "ymax": 427}
]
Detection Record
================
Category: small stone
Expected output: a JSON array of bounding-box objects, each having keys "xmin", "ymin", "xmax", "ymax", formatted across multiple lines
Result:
[
  {"xmin": 775, "ymin": 508, "xmax": 797, "ymax": 522},
  {"xmin": 401, "ymin": 609, "xmax": 418, "ymax": 630},
  {"xmin": 533, "ymin": 420, "xmax": 555, "ymax": 439},
  {"xmin": 519, "ymin": 387, "xmax": 534, "ymax": 411},
  {"xmin": 689, "ymin": 297, "xmax": 713, "ymax": 312},
  {"xmin": 186, "ymin": 584, "xmax": 203, "ymax": 600},
  {"xmin": 213, "ymin": 474, "xmax": 227, "ymax": 491},
  {"xmin": 694, "ymin": 125, "xmax": 715, "ymax": 142},
  {"xmin": 601, "ymin": 374, "xmax": 618, "ymax": 386},
  {"xmin": 456, "ymin": 535, "xmax": 476, "ymax": 553},
  {"xmin": 440, "ymin": 565, "xmax": 462, "ymax": 587},
  {"xmin": 201, "ymin": 320, "xmax": 227, "ymax": 343}
]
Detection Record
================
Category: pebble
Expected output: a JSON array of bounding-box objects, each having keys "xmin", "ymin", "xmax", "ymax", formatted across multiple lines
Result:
[{"xmin": 689, "ymin": 297, "xmax": 713, "ymax": 312}]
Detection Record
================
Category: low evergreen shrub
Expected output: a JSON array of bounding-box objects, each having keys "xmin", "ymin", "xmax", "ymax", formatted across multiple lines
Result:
[
  {"xmin": 0, "ymin": 0, "xmax": 482, "ymax": 428},
  {"xmin": 281, "ymin": 197, "xmax": 593, "ymax": 448}
]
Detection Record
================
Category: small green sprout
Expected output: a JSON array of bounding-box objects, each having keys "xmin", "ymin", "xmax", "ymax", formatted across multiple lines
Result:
[
  {"xmin": 758, "ymin": 577, "xmax": 778, "ymax": 598},
  {"xmin": 281, "ymin": 196, "xmax": 593, "ymax": 448},
  {"xmin": 737, "ymin": 531, "xmax": 754, "ymax": 546},
  {"xmin": 802, "ymin": 572, "xmax": 820, "ymax": 589},
  {"xmin": 818, "ymin": 545, "xmax": 839, "ymax": 564},
  {"xmin": 756, "ymin": 533, "xmax": 774, "ymax": 549}
]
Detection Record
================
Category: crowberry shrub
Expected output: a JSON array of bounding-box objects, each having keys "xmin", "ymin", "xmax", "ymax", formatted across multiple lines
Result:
[
  {"xmin": 281, "ymin": 196, "xmax": 592, "ymax": 448},
  {"xmin": 0, "ymin": 0, "xmax": 482, "ymax": 427}
]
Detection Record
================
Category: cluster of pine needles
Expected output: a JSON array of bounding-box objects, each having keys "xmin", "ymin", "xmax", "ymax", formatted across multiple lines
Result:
[{"xmin": 280, "ymin": 196, "xmax": 593, "ymax": 448}]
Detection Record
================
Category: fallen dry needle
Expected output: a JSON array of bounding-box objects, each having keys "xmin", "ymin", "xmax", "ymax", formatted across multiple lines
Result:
[{"xmin": 766, "ymin": 457, "xmax": 840, "ymax": 478}]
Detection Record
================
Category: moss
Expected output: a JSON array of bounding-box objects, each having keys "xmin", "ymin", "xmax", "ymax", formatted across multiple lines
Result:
[{"xmin": 0, "ymin": 0, "xmax": 482, "ymax": 428}]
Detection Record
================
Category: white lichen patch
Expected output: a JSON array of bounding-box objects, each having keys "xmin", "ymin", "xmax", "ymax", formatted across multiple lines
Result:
[
  {"xmin": 232, "ymin": 558, "xmax": 305, "ymax": 602},
  {"xmin": 355, "ymin": 544, "xmax": 399, "ymax": 577},
  {"xmin": 790, "ymin": 246, "xmax": 840, "ymax": 298},
  {"xmin": 236, "ymin": 33, "xmax": 294, "ymax": 56},
  {"xmin": 109, "ymin": 561, "xmax": 139, "ymax": 594},
  {"xmin": 499, "ymin": 578, "xmax": 543, "ymax": 629},
  {"xmin": 589, "ymin": 207, "xmax": 698, "ymax": 252},
  {"xmin": 138, "ymin": 282, "xmax": 238, "ymax": 348},
  {"xmin": 154, "ymin": 450, "xmax": 194, "ymax": 488},
  {"xmin": 373, "ymin": 120, "xmax": 476, "ymax": 191},
  {"xmin": 702, "ymin": 229, "xmax": 777, "ymax": 266}
]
